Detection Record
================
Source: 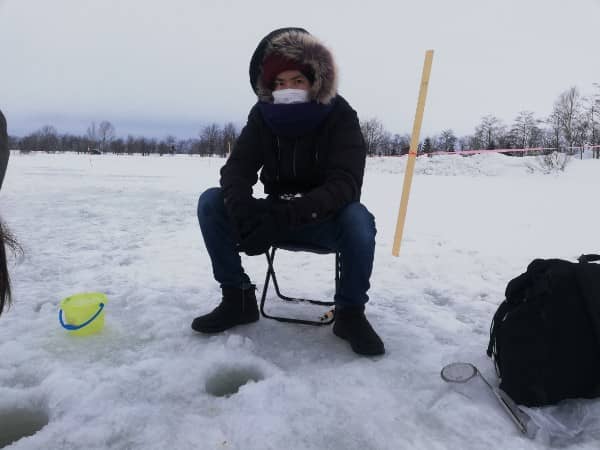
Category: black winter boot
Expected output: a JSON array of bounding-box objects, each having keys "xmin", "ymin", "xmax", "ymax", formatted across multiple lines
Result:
[
  {"xmin": 191, "ymin": 286, "xmax": 259, "ymax": 333},
  {"xmin": 333, "ymin": 306, "xmax": 385, "ymax": 356}
]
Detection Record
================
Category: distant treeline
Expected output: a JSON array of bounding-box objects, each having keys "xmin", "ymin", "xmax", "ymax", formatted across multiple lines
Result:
[
  {"xmin": 8, "ymin": 85, "xmax": 600, "ymax": 159},
  {"xmin": 360, "ymin": 85, "xmax": 599, "ymax": 159},
  {"xmin": 9, "ymin": 121, "xmax": 237, "ymax": 157}
]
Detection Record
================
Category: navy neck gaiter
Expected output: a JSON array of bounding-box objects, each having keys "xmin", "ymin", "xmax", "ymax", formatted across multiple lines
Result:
[{"xmin": 257, "ymin": 99, "xmax": 336, "ymax": 138}]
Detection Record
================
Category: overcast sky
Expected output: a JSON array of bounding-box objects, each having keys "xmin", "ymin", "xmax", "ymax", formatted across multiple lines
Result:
[{"xmin": 1, "ymin": 0, "xmax": 599, "ymax": 139}]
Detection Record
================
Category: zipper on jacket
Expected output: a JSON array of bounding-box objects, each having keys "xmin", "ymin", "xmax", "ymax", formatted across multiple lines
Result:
[
  {"xmin": 292, "ymin": 139, "xmax": 298, "ymax": 177},
  {"xmin": 276, "ymin": 136, "xmax": 281, "ymax": 182}
]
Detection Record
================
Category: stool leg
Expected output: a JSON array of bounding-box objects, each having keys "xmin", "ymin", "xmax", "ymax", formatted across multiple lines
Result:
[
  {"xmin": 260, "ymin": 247, "xmax": 277, "ymax": 317},
  {"xmin": 335, "ymin": 252, "xmax": 341, "ymax": 294},
  {"xmin": 259, "ymin": 247, "xmax": 335, "ymax": 326}
]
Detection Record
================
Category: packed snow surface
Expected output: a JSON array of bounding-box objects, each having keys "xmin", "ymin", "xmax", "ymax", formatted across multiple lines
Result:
[{"xmin": 2, "ymin": 152, "xmax": 600, "ymax": 449}]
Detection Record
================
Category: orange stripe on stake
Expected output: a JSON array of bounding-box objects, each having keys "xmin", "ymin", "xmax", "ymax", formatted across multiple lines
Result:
[
  {"xmin": 392, "ymin": 50, "xmax": 434, "ymax": 257},
  {"xmin": 427, "ymin": 144, "xmax": 600, "ymax": 156}
]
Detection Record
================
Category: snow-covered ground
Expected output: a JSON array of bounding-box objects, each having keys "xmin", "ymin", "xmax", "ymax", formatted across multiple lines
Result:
[{"xmin": 1, "ymin": 152, "xmax": 599, "ymax": 449}]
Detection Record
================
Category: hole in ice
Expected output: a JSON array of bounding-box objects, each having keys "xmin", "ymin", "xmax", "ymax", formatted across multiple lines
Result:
[
  {"xmin": 0, "ymin": 407, "xmax": 49, "ymax": 448},
  {"xmin": 205, "ymin": 366, "xmax": 264, "ymax": 398}
]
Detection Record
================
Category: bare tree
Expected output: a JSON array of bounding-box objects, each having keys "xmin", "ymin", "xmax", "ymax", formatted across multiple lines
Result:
[
  {"xmin": 378, "ymin": 131, "xmax": 393, "ymax": 156},
  {"xmin": 474, "ymin": 115, "xmax": 506, "ymax": 149},
  {"xmin": 457, "ymin": 135, "xmax": 472, "ymax": 151},
  {"xmin": 391, "ymin": 133, "xmax": 410, "ymax": 155},
  {"xmin": 97, "ymin": 121, "xmax": 116, "ymax": 152},
  {"xmin": 157, "ymin": 140, "xmax": 169, "ymax": 156},
  {"xmin": 110, "ymin": 138, "xmax": 125, "ymax": 154},
  {"xmin": 510, "ymin": 111, "xmax": 543, "ymax": 154},
  {"xmin": 360, "ymin": 118, "xmax": 386, "ymax": 155},
  {"xmin": 199, "ymin": 123, "xmax": 221, "ymax": 156},
  {"xmin": 177, "ymin": 138, "xmax": 196, "ymax": 154},
  {"xmin": 125, "ymin": 135, "xmax": 136, "ymax": 155},
  {"xmin": 7, "ymin": 135, "xmax": 18, "ymax": 150},
  {"xmin": 376, "ymin": 133, "xmax": 409, "ymax": 156},
  {"xmin": 164, "ymin": 135, "xmax": 177, "ymax": 155},
  {"xmin": 221, "ymin": 122, "xmax": 238, "ymax": 156},
  {"xmin": 587, "ymin": 82, "xmax": 600, "ymax": 158},
  {"xmin": 86, "ymin": 122, "xmax": 98, "ymax": 152},
  {"xmin": 545, "ymin": 110, "xmax": 562, "ymax": 153},
  {"xmin": 552, "ymin": 87, "xmax": 586, "ymax": 152},
  {"xmin": 38, "ymin": 125, "xmax": 59, "ymax": 152},
  {"xmin": 436, "ymin": 129, "xmax": 457, "ymax": 151},
  {"xmin": 421, "ymin": 136, "xmax": 433, "ymax": 154}
]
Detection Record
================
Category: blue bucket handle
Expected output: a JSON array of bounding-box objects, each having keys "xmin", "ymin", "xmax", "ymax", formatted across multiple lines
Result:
[{"xmin": 59, "ymin": 302, "xmax": 105, "ymax": 331}]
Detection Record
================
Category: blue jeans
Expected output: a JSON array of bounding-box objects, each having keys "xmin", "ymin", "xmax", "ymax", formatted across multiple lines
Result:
[{"xmin": 197, "ymin": 187, "xmax": 376, "ymax": 307}]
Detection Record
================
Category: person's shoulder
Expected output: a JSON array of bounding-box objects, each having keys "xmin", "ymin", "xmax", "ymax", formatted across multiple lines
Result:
[
  {"xmin": 331, "ymin": 95, "xmax": 354, "ymax": 112},
  {"xmin": 326, "ymin": 95, "xmax": 359, "ymax": 125},
  {"xmin": 241, "ymin": 103, "xmax": 264, "ymax": 127},
  {"xmin": 247, "ymin": 103, "xmax": 261, "ymax": 118},
  {"xmin": 329, "ymin": 95, "xmax": 360, "ymax": 120}
]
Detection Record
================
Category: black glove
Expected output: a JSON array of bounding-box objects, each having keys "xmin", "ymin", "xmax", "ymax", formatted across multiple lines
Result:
[
  {"xmin": 238, "ymin": 204, "xmax": 290, "ymax": 256},
  {"xmin": 228, "ymin": 197, "xmax": 269, "ymax": 239}
]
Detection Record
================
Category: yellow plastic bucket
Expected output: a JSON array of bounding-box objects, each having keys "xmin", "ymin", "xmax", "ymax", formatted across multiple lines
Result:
[{"xmin": 59, "ymin": 292, "xmax": 107, "ymax": 336}]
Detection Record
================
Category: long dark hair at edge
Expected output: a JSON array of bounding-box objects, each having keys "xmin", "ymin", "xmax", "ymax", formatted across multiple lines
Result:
[{"xmin": 0, "ymin": 218, "xmax": 20, "ymax": 316}]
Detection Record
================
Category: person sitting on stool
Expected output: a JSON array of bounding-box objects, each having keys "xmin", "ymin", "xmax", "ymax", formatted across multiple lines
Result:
[{"xmin": 192, "ymin": 28, "xmax": 384, "ymax": 356}]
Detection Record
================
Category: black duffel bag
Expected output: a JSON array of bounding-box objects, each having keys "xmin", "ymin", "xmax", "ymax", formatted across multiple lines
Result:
[{"xmin": 487, "ymin": 254, "xmax": 600, "ymax": 406}]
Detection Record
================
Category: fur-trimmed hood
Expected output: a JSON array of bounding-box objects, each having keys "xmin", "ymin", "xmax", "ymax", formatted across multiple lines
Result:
[{"xmin": 249, "ymin": 28, "xmax": 338, "ymax": 105}]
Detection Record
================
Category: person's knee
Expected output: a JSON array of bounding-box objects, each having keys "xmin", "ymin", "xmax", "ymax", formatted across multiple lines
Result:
[
  {"xmin": 338, "ymin": 203, "xmax": 376, "ymax": 246},
  {"xmin": 197, "ymin": 187, "xmax": 223, "ymax": 222}
]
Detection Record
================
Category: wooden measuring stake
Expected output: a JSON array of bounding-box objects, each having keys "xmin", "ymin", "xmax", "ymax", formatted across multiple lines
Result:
[{"xmin": 392, "ymin": 50, "xmax": 434, "ymax": 256}]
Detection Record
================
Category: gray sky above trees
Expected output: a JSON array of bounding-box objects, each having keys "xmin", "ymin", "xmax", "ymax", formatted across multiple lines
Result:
[{"xmin": 0, "ymin": 0, "xmax": 599, "ymax": 139}]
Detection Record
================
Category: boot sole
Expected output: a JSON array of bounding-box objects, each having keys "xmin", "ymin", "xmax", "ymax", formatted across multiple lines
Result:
[
  {"xmin": 192, "ymin": 315, "xmax": 259, "ymax": 334},
  {"xmin": 333, "ymin": 326, "xmax": 385, "ymax": 356}
]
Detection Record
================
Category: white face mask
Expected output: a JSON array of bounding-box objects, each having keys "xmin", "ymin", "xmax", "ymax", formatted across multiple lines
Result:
[{"xmin": 272, "ymin": 89, "xmax": 310, "ymax": 104}]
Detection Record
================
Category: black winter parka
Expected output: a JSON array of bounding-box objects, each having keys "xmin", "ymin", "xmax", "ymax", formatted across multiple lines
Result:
[{"xmin": 220, "ymin": 95, "xmax": 366, "ymax": 228}]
